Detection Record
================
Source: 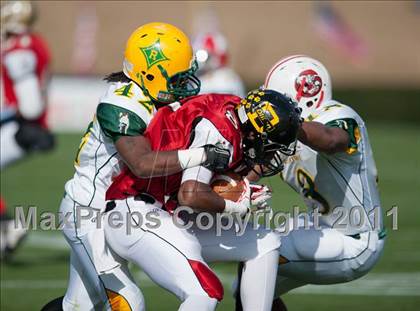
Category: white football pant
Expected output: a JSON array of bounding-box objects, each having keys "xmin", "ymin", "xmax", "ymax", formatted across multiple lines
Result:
[
  {"xmin": 104, "ymin": 198, "xmax": 220, "ymax": 311},
  {"xmin": 60, "ymin": 193, "xmax": 143, "ymax": 311},
  {"xmin": 274, "ymin": 215, "xmax": 385, "ymax": 296},
  {"xmin": 104, "ymin": 197, "xmax": 281, "ymax": 311},
  {"xmin": 185, "ymin": 213, "xmax": 280, "ymax": 311}
]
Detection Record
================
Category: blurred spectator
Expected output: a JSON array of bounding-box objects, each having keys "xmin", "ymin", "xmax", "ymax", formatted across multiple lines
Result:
[
  {"xmin": 194, "ymin": 31, "xmax": 245, "ymax": 97},
  {"xmin": 0, "ymin": 1, "xmax": 54, "ymax": 259}
]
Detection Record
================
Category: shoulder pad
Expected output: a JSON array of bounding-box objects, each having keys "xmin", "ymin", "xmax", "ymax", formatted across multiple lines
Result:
[
  {"xmin": 96, "ymin": 102, "xmax": 147, "ymax": 142},
  {"xmin": 308, "ymin": 100, "xmax": 362, "ymax": 124},
  {"xmin": 100, "ymin": 82, "xmax": 156, "ymax": 122}
]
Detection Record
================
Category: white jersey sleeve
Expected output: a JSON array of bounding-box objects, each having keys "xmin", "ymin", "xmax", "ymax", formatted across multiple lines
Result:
[
  {"xmin": 65, "ymin": 82, "xmax": 157, "ymax": 209},
  {"xmin": 99, "ymin": 82, "xmax": 155, "ymax": 124},
  {"xmin": 96, "ymin": 82, "xmax": 157, "ymax": 142},
  {"xmin": 313, "ymin": 100, "xmax": 363, "ymax": 124},
  {"xmin": 181, "ymin": 118, "xmax": 234, "ymax": 184}
]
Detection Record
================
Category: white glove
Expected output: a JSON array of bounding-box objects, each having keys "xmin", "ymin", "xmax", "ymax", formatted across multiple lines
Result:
[
  {"xmin": 224, "ymin": 177, "xmax": 251, "ymax": 217},
  {"xmin": 250, "ymin": 183, "xmax": 272, "ymax": 205},
  {"xmin": 250, "ymin": 183, "xmax": 272, "ymax": 212}
]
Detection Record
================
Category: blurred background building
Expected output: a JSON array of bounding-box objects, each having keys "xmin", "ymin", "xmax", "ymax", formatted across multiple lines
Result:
[{"xmin": 4, "ymin": 1, "xmax": 420, "ymax": 130}]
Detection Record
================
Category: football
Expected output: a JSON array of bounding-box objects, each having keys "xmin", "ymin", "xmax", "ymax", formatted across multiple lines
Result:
[{"xmin": 210, "ymin": 172, "xmax": 245, "ymax": 202}]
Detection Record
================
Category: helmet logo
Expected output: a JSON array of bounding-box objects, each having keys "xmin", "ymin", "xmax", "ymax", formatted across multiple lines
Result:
[
  {"xmin": 294, "ymin": 69, "xmax": 322, "ymax": 101},
  {"xmin": 247, "ymin": 102, "xmax": 280, "ymax": 134},
  {"xmin": 140, "ymin": 39, "xmax": 169, "ymax": 69}
]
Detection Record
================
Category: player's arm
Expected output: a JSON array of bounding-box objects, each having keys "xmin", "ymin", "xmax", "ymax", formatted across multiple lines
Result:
[
  {"xmin": 4, "ymin": 50, "xmax": 54, "ymax": 152},
  {"xmin": 178, "ymin": 168, "xmax": 249, "ymax": 215},
  {"xmin": 178, "ymin": 172, "xmax": 225, "ymax": 213},
  {"xmin": 4, "ymin": 50, "xmax": 44, "ymax": 120},
  {"xmin": 246, "ymin": 167, "xmax": 261, "ymax": 182},
  {"xmin": 97, "ymin": 103, "xmax": 229, "ymax": 178},
  {"xmin": 177, "ymin": 118, "xmax": 249, "ymax": 215},
  {"xmin": 115, "ymin": 135, "xmax": 224, "ymax": 178},
  {"xmin": 298, "ymin": 121, "xmax": 350, "ymax": 154}
]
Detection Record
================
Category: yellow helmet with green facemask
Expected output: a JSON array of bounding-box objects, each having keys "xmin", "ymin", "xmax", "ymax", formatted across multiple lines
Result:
[{"xmin": 123, "ymin": 22, "xmax": 200, "ymax": 103}]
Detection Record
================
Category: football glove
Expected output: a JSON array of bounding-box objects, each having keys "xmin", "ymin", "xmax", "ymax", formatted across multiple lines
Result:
[
  {"xmin": 224, "ymin": 177, "xmax": 251, "ymax": 217},
  {"xmin": 250, "ymin": 183, "xmax": 272, "ymax": 209},
  {"xmin": 202, "ymin": 144, "xmax": 231, "ymax": 173}
]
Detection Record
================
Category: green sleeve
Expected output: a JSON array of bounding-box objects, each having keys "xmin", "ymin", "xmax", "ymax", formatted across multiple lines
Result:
[
  {"xmin": 96, "ymin": 103, "xmax": 147, "ymax": 142},
  {"xmin": 325, "ymin": 118, "xmax": 361, "ymax": 154}
]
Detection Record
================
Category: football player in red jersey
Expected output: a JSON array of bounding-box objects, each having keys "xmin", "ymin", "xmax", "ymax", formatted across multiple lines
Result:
[
  {"xmin": 0, "ymin": 1, "xmax": 54, "ymax": 259},
  {"xmin": 102, "ymin": 90, "xmax": 301, "ymax": 311}
]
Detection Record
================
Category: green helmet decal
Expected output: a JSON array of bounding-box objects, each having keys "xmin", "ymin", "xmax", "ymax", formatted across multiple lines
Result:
[{"xmin": 140, "ymin": 39, "xmax": 170, "ymax": 69}]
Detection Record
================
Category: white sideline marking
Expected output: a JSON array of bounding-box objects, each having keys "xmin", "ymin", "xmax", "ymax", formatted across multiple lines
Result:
[
  {"xmin": 2, "ymin": 272, "xmax": 420, "ymax": 296},
  {"xmin": 25, "ymin": 231, "xmax": 68, "ymax": 250}
]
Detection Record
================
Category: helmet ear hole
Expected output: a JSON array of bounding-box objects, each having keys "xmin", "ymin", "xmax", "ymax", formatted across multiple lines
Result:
[
  {"xmin": 146, "ymin": 74, "xmax": 155, "ymax": 81},
  {"xmin": 306, "ymin": 101, "xmax": 313, "ymax": 108}
]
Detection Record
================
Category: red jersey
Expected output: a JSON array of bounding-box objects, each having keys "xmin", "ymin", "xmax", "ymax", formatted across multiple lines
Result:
[
  {"xmin": 106, "ymin": 94, "xmax": 244, "ymax": 210},
  {"xmin": 1, "ymin": 33, "xmax": 50, "ymax": 127}
]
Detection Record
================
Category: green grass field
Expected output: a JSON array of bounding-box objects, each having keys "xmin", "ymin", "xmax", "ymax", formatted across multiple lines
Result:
[{"xmin": 1, "ymin": 122, "xmax": 419, "ymax": 310}]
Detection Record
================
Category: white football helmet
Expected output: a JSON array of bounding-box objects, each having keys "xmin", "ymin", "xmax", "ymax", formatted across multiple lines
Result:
[
  {"xmin": 264, "ymin": 55, "xmax": 332, "ymax": 118},
  {"xmin": 1, "ymin": 1, "xmax": 36, "ymax": 35},
  {"xmin": 193, "ymin": 32, "xmax": 228, "ymax": 73}
]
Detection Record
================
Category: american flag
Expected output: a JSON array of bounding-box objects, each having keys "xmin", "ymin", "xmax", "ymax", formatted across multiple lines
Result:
[{"xmin": 314, "ymin": 2, "xmax": 369, "ymax": 62}]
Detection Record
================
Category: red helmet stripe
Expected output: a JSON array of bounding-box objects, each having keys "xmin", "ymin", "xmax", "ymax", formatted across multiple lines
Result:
[
  {"xmin": 264, "ymin": 54, "xmax": 306, "ymax": 87},
  {"xmin": 295, "ymin": 76, "xmax": 306, "ymax": 102}
]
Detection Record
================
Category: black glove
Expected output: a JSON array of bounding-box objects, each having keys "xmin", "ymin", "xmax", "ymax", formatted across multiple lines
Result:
[
  {"xmin": 15, "ymin": 120, "xmax": 55, "ymax": 152},
  {"xmin": 202, "ymin": 144, "xmax": 231, "ymax": 173}
]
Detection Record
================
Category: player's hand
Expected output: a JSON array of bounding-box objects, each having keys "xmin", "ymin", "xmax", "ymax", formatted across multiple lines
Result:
[
  {"xmin": 250, "ymin": 183, "xmax": 272, "ymax": 211},
  {"xmin": 202, "ymin": 144, "xmax": 231, "ymax": 173},
  {"xmin": 224, "ymin": 177, "xmax": 251, "ymax": 217}
]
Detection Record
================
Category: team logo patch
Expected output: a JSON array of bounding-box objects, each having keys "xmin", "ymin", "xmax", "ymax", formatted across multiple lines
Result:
[
  {"xmin": 118, "ymin": 112, "xmax": 130, "ymax": 134},
  {"xmin": 140, "ymin": 39, "xmax": 169, "ymax": 69},
  {"xmin": 294, "ymin": 69, "xmax": 322, "ymax": 100}
]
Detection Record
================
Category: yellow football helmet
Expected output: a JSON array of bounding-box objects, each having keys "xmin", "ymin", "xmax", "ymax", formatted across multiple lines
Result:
[
  {"xmin": 1, "ymin": 1, "xmax": 36, "ymax": 35},
  {"xmin": 123, "ymin": 22, "xmax": 200, "ymax": 103}
]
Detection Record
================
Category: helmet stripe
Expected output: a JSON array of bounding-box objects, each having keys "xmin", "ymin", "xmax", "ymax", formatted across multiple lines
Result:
[{"xmin": 264, "ymin": 54, "xmax": 307, "ymax": 87}]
